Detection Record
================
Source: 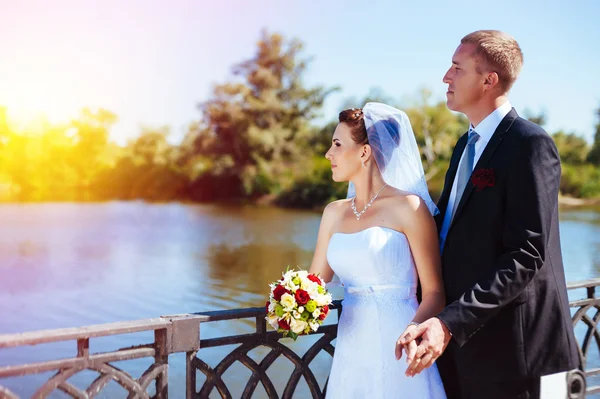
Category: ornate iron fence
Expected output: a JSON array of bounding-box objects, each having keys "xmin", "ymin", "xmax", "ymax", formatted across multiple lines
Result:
[{"xmin": 0, "ymin": 279, "xmax": 598, "ymax": 398}]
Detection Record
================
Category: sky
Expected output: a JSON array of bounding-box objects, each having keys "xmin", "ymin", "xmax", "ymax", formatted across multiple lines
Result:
[{"xmin": 1, "ymin": 0, "xmax": 599, "ymax": 145}]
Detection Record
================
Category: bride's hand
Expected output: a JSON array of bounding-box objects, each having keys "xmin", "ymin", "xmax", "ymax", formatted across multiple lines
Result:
[{"xmin": 395, "ymin": 324, "xmax": 418, "ymax": 361}]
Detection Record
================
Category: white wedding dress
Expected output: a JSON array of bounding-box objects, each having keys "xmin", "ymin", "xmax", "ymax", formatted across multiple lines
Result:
[{"xmin": 325, "ymin": 226, "xmax": 447, "ymax": 398}]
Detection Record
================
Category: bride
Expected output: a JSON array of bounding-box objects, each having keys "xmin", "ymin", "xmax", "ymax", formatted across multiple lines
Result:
[{"xmin": 309, "ymin": 103, "xmax": 447, "ymax": 398}]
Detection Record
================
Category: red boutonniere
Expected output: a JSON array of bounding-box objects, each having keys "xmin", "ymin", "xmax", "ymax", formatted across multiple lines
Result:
[{"xmin": 471, "ymin": 168, "xmax": 495, "ymax": 191}]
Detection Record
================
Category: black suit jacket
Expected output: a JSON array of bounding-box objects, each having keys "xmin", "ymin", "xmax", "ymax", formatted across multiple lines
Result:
[{"xmin": 435, "ymin": 109, "xmax": 580, "ymax": 382}]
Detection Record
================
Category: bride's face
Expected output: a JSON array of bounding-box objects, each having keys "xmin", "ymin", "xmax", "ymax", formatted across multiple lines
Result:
[{"xmin": 325, "ymin": 123, "xmax": 363, "ymax": 182}]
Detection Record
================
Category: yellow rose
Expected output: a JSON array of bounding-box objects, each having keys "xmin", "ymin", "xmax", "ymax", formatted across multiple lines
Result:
[
  {"xmin": 290, "ymin": 318, "xmax": 308, "ymax": 334},
  {"xmin": 315, "ymin": 293, "xmax": 332, "ymax": 307},
  {"xmin": 280, "ymin": 293, "xmax": 296, "ymax": 310}
]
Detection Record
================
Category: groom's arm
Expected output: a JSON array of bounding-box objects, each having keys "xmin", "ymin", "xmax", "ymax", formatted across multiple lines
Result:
[{"xmin": 437, "ymin": 129, "xmax": 561, "ymax": 347}]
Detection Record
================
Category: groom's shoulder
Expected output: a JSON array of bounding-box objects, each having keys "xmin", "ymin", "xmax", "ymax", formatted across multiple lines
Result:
[
  {"xmin": 511, "ymin": 116, "xmax": 551, "ymax": 140},
  {"xmin": 509, "ymin": 117, "xmax": 557, "ymax": 157}
]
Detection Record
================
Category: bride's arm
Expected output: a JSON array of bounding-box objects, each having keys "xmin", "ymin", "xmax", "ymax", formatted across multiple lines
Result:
[
  {"xmin": 394, "ymin": 195, "xmax": 446, "ymax": 370},
  {"xmin": 307, "ymin": 201, "xmax": 340, "ymax": 283},
  {"xmin": 400, "ymin": 195, "xmax": 446, "ymax": 322}
]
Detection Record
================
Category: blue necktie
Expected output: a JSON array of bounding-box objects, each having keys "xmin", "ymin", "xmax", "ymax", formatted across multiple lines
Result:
[
  {"xmin": 439, "ymin": 130, "xmax": 480, "ymax": 251},
  {"xmin": 449, "ymin": 130, "xmax": 480, "ymax": 222}
]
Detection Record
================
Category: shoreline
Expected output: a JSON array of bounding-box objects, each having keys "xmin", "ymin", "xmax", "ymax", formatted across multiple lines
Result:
[
  {"xmin": 1, "ymin": 195, "xmax": 599, "ymax": 211},
  {"xmin": 558, "ymin": 195, "xmax": 600, "ymax": 208}
]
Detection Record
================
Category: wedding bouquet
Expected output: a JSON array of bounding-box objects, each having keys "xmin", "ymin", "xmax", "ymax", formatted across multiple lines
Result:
[{"xmin": 265, "ymin": 269, "xmax": 333, "ymax": 340}]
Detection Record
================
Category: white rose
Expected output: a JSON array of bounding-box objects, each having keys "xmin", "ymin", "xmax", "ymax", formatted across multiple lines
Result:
[
  {"xmin": 305, "ymin": 283, "xmax": 319, "ymax": 297},
  {"xmin": 280, "ymin": 293, "xmax": 296, "ymax": 310},
  {"xmin": 293, "ymin": 310, "xmax": 302, "ymax": 319},
  {"xmin": 290, "ymin": 318, "xmax": 308, "ymax": 334},
  {"xmin": 268, "ymin": 302, "xmax": 276, "ymax": 313},
  {"xmin": 266, "ymin": 314, "xmax": 279, "ymax": 329},
  {"xmin": 299, "ymin": 278, "xmax": 309, "ymax": 290},
  {"xmin": 309, "ymin": 320, "xmax": 320, "ymax": 332},
  {"xmin": 298, "ymin": 306, "xmax": 304, "ymax": 313},
  {"xmin": 301, "ymin": 279, "xmax": 318, "ymax": 292},
  {"xmin": 297, "ymin": 270, "xmax": 308, "ymax": 279},
  {"xmin": 312, "ymin": 308, "xmax": 321, "ymax": 319},
  {"xmin": 315, "ymin": 293, "xmax": 332, "ymax": 307}
]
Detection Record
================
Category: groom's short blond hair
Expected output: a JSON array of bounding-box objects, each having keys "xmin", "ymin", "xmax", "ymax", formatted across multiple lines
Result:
[{"xmin": 461, "ymin": 30, "xmax": 523, "ymax": 93}]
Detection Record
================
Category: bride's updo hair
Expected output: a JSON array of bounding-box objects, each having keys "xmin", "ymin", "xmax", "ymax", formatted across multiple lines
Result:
[
  {"xmin": 339, "ymin": 107, "xmax": 400, "ymax": 171},
  {"xmin": 338, "ymin": 108, "xmax": 368, "ymax": 144}
]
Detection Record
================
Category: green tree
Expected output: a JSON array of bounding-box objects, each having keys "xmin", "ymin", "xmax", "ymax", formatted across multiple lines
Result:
[
  {"xmin": 552, "ymin": 130, "xmax": 589, "ymax": 164},
  {"xmin": 68, "ymin": 108, "xmax": 117, "ymax": 194},
  {"xmin": 130, "ymin": 127, "xmax": 172, "ymax": 165},
  {"xmin": 341, "ymin": 87, "xmax": 396, "ymax": 110},
  {"xmin": 183, "ymin": 31, "xmax": 337, "ymax": 200},
  {"xmin": 404, "ymin": 88, "xmax": 468, "ymax": 176},
  {"xmin": 588, "ymin": 106, "xmax": 600, "ymax": 165},
  {"xmin": 523, "ymin": 109, "xmax": 547, "ymax": 127}
]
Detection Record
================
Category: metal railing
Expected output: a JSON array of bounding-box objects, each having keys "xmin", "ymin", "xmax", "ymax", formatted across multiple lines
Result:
[{"xmin": 0, "ymin": 279, "xmax": 599, "ymax": 398}]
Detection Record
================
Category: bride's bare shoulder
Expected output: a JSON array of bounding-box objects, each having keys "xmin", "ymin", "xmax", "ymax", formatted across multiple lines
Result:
[
  {"xmin": 385, "ymin": 188, "xmax": 424, "ymax": 206},
  {"xmin": 323, "ymin": 198, "xmax": 350, "ymax": 217},
  {"xmin": 317, "ymin": 199, "xmax": 350, "ymax": 231},
  {"xmin": 383, "ymin": 188, "xmax": 429, "ymax": 216}
]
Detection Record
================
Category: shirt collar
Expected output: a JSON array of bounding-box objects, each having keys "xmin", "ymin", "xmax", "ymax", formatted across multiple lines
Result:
[{"xmin": 469, "ymin": 101, "xmax": 512, "ymax": 143}]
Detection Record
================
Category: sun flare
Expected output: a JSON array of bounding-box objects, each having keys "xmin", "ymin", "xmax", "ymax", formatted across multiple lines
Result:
[{"xmin": 1, "ymin": 82, "xmax": 75, "ymax": 132}]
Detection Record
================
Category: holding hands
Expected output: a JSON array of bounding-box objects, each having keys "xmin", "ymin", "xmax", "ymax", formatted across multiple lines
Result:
[{"xmin": 395, "ymin": 317, "xmax": 452, "ymax": 377}]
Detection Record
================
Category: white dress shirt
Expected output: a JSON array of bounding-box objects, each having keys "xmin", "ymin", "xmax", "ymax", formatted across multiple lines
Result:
[{"xmin": 439, "ymin": 101, "xmax": 512, "ymax": 250}]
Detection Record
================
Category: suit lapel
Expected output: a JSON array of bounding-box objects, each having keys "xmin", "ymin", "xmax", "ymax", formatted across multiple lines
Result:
[
  {"xmin": 436, "ymin": 134, "xmax": 468, "ymax": 228},
  {"xmin": 450, "ymin": 108, "xmax": 519, "ymax": 226}
]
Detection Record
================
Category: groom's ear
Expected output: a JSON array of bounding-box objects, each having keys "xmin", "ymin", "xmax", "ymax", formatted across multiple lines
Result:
[{"xmin": 483, "ymin": 71, "xmax": 500, "ymax": 91}]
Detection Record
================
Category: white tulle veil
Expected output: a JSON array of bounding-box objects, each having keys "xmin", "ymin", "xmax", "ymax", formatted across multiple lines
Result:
[{"xmin": 347, "ymin": 102, "xmax": 439, "ymax": 216}]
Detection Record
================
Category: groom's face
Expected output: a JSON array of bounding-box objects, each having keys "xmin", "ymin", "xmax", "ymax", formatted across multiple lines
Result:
[{"xmin": 443, "ymin": 43, "xmax": 485, "ymax": 113}]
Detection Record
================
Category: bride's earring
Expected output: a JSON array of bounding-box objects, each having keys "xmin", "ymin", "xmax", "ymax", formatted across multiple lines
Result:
[{"xmin": 362, "ymin": 161, "xmax": 365, "ymax": 168}]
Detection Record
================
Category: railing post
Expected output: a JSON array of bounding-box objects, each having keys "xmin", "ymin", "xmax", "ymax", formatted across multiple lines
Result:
[
  {"xmin": 164, "ymin": 315, "xmax": 201, "ymax": 399},
  {"xmin": 155, "ymin": 328, "xmax": 169, "ymax": 398},
  {"xmin": 186, "ymin": 350, "xmax": 197, "ymax": 399},
  {"xmin": 587, "ymin": 286, "xmax": 595, "ymax": 299},
  {"xmin": 77, "ymin": 338, "xmax": 89, "ymax": 357},
  {"xmin": 256, "ymin": 314, "xmax": 266, "ymax": 343}
]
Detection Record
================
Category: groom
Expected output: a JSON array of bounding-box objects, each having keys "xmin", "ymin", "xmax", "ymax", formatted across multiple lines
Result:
[{"xmin": 400, "ymin": 30, "xmax": 580, "ymax": 398}]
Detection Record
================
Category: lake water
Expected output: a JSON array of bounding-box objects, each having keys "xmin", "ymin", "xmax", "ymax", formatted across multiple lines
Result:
[{"xmin": 0, "ymin": 203, "xmax": 599, "ymax": 397}]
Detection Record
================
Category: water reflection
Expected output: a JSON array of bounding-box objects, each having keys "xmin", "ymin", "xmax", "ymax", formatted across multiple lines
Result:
[
  {"xmin": 558, "ymin": 209, "xmax": 600, "ymax": 283},
  {"xmin": 0, "ymin": 203, "xmax": 598, "ymax": 397},
  {"xmin": 205, "ymin": 242, "xmax": 314, "ymax": 295}
]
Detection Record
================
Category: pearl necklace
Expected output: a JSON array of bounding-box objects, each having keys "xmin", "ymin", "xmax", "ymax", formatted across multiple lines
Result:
[{"xmin": 351, "ymin": 184, "xmax": 388, "ymax": 220}]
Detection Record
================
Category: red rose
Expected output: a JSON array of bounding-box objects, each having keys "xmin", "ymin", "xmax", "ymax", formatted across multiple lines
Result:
[
  {"xmin": 307, "ymin": 274, "xmax": 322, "ymax": 286},
  {"xmin": 319, "ymin": 305, "xmax": 329, "ymax": 320},
  {"xmin": 295, "ymin": 289, "xmax": 310, "ymax": 305},
  {"xmin": 265, "ymin": 301, "xmax": 270, "ymax": 312},
  {"xmin": 273, "ymin": 284, "xmax": 289, "ymax": 301},
  {"xmin": 471, "ymin": 168, "xmax": 496, "ymax": 191},
  {"xmin": 278, "ymin": 319, "xmax": 290, "ymax": 330}
]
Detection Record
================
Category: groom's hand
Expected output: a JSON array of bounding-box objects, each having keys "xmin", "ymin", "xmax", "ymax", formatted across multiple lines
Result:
[
  {"xmin": 395, "ymin": 324, "xmax": 419, "ymax": 361},
  {"xmin": 400, "ymin": 317, "xmax": 452, "ymax": 377}
]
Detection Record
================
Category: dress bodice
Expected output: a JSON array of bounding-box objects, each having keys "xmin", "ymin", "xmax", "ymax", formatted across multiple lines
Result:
[{"xmin": 326, "ymin": 226, "xmax": 417, "ymax": 296}]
